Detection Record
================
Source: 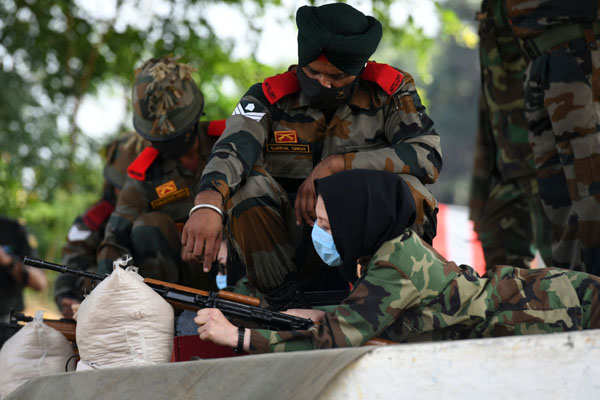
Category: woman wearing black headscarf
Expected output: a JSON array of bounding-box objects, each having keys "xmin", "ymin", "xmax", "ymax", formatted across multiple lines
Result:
[{"xmin": 195, "ymin": 170, "xmax": 600, "ymax": 353}]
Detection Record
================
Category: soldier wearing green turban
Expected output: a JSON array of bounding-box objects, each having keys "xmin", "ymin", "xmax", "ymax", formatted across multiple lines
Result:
[{"xmin": 182, "ymin": 3, "xmax": 442, "ymax": 307}]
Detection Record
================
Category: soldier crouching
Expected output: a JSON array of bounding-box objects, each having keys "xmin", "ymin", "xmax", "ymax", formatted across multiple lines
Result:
[
  {"xmin": 96, "ymin": 57, "xmax": 225, "ymax": 290},
  {"xmin": 181, "ymin": 3, "xmax": 442, "ymax": 305}
]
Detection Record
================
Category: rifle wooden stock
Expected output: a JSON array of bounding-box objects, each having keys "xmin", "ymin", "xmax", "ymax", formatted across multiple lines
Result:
[
  {"xmin": 143, "ymin": 278, "xmax": 261, "ymax": 307},
  {"xmin": 12, "ymin": 314, "xmax": 77, "ymax": 343},
  {"xmin": 43, "ymin": 319, "xmax": 77, "ymax": 342}
]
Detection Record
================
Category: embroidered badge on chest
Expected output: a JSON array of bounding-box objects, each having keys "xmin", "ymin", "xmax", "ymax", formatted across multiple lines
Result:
[
  {"xmin": 156, "ymin": 180, "xmax": 178, "ymax": 198},
  {"xmin": 274, "ymin": 130, "xmax": 298, "ymax": 144},
  {"xmin": 266, "ymin": 143, "xmax": 311, "ymax": 154}
]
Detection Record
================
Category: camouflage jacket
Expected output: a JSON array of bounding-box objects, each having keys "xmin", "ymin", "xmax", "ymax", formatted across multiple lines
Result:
[
  {"xmin": 198, "ymin": 63, "xmax": 442, "ymax": 203},
  {"xmin": 55, "ymin": 133, "xmax": 148, "ymax": 304},
  {"xmin": 249, "ymin": 229, "xmax": 600, "ymax": 352},
  {"xmin": 470, "ymin": 0, "xmax": 535, "ymax": 218},
  {"xmin": 505, "ymin": 0, "xmax": 599, "ymax": 38},
  {"xmin": 97, "ymin": 122, "xmax": 220, "ymax": 273}
]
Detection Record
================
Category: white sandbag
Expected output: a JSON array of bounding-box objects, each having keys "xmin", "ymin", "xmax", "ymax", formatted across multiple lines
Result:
[
  {"xmin": 76, "ymin": 261, "xmax": 174, "ymax": 368},
  {"xmin": 0, "ymin": 311, "xmax": 75, "ymax": 399}
]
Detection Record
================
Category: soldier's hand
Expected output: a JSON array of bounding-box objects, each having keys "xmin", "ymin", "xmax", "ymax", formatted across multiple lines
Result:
[
  {"xmin": 0, "ymin": 247, "xmax": 13, "ymax": 268},
  {"xmin": 295, "ymin": 176, "xmax": 318, "ymax": 226},
  {"xmin": 295, "ymin": 155, "xmax": 345, "ymax": 226},
  {"xmin": 195, "ymin": 308, "xmax": 238, "ymax": 348},
  {"xmin": 182, "ymin": 190, "xmax": 224, "ymax": 272}
]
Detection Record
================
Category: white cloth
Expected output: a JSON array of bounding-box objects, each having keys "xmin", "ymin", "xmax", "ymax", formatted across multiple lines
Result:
[
  {"xmin": 76, "ymin": 266, "xmax": 174, "ymax": 368},
  {"xmin": 0, "ymin": 311, "xmax": 75, "ymax": 399}
]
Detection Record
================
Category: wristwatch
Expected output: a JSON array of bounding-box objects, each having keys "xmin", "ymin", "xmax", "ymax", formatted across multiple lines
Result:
[{"xmin": 234, "ymin": 326, "xmax": 245, "ymax": 353}]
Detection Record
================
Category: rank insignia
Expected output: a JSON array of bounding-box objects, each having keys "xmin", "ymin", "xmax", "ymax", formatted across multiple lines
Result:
[
  {"xmin": 150, "ymin": 187, "xmax": 191, "ymax": 209},
  {"xmin": 156, "ymin": 180, "xmax": 178, "ymax": 198},
  {"xmin": 274, "ymin": 130, "xmax": 298, "ymax": 144}
]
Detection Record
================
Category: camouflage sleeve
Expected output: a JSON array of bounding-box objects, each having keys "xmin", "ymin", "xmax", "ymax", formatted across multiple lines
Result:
[
  {"xmin": 469, "ymin": 94, "xmax": 495, "ymax": 223},
  {"xmin": 97, "ymin": 180, "xmax": 147, "ymax": 274},
  {"xmin": 343, "ymin": 73, "xmax": 442, "ymax": 184},
  {"xmin": 248, "ymin": 252, "xmax": 420, "ymax": 353},
  {"xmin": 195, "ymin": 84, "xmax": 271, "ymax": 200}
]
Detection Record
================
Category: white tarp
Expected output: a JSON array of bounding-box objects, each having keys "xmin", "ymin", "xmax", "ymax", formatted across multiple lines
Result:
[{"xmin": 7, "ymin": 329, "xmax": 600, "ymax": 400}]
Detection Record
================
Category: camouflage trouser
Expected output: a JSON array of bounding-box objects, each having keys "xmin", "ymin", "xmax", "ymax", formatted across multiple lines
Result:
[
  {"xmin": 472, "ymin": 177, "xmax": 552, "ymax": 269},
  {"xmin": 524, "ymin": 37, "xmax": 600, "ymax": 274},
  {"xmin": 225, "ymin": 166, "xmax": 438, "ymax": 294},
  {"xmin": 130, "ymin": 212, "xmax": 215, "ymax": 289}
]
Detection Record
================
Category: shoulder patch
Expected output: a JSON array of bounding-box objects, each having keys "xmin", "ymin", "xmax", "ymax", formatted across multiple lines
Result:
[
  {"xmin": 82, "ymin": 200, "xmax": 115, "ymax": 231},
  {"xmin": 262, "ymin": 70, "xmax": 300, "ymax": 104},
  {"xmin": 360, "ymin": 61, "xmax": 404, "ymax": 95},
  {"xmin": 127, "ymin": 146, "xmax": 160, "ymax": 181},
  {"xmin": 207, "ymin": 120, "xmax": 226, "ymax": 137}
]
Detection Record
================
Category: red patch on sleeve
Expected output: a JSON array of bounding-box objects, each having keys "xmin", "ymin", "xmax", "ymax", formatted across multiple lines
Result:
[
  {"xmin": 127, "ymin": 147, "xmax": 159, "ymax": 181},
  {"xmin": 360, "ymin": 61, "xmax": 404, "ymax": 95},
  {"xmin": 262, "ymin": 70, "xmax": 300, "ymax": 104},
  {"xmin": 83, "ymin": 200, "xmax": 115, "ymax": 231},
  {"xmin": 207, "ymin": 120, "xmax": 226, "ymax": 137}
]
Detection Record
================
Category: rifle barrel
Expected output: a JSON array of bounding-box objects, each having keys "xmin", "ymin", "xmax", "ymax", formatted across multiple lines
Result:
[{"xmin": 23, "ymin": 257, "xmax": 105, "ymax": 280}]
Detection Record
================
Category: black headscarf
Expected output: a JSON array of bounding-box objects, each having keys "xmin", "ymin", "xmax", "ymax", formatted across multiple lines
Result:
[
  {"xmin": 296, "ymin": 3, "xmax": 382, "ymax": 75},
  {"xmin": 314, "ymin": 170, "xmax": 416, "ymax": 282}
]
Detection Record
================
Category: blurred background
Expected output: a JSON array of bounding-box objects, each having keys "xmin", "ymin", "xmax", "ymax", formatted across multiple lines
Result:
[{"xmin": 0, "ymin": 0, "xmax": 480, "ymax": 314}]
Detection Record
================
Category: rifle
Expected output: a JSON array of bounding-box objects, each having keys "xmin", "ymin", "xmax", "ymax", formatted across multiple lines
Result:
[
  {"xmin": 24, "ymin": 257, "xmax": 313, "ymax": 331},
  {"xmin": 9, "ymin": 312, "xmax": 77, "ymax": 342},
  {"xmin": 24, "ymin": 257, "xmax": 396, "ymax": 347}
]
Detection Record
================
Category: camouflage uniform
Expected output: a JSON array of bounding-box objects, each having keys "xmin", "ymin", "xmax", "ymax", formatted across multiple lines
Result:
[
  {"xmin": 469, "ymin": 0, "xmax": 552, "ymax": 270},
  {"xmin": 505, "ymin": 1, "xmax": 600, "ymax": 273},
  {"xmin": 54, "ymin": 133, "xmax": 146, "ymax": 307},
  {"xmin": 199, "ymin": 63, "xmax": 442, "ymax": 294},
  {"xmin": 249, "ymin": 229, "xmax": 600, "ymax": 352},
  {"xmin": 96, "ymin": 122, "xmax": 218, "ymax": 288}
]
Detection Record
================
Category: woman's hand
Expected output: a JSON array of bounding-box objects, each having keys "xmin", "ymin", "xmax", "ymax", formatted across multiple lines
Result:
[
  {"xmin": 283, "ymin": 308, "xmax": 326, "ymax": 323},
  {"xmin": 194, "ymin": 309, "xmax": 238, "ymax": 347}
]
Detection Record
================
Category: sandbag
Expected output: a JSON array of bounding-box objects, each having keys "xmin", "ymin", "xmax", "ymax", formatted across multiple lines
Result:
[
  {"xmin": 0, "ymin": 311, "xmax": 75, "ymax": 399},
  {"xmin": 76, "ymin": 263, "xmax": 174, "ymax": 368}
]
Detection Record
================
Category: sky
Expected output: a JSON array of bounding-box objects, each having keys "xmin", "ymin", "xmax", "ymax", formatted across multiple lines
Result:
[{"xmin": 75, "ymin": 0, "xmax": 441, "ymax": 139}]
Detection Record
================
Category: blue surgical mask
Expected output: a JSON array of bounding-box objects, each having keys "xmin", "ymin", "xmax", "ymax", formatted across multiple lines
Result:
[
  {"xmin": 216, "ymin": 274, "xmax": 227, "ymax": 290},
  {"xmin": 311, "ymin": 223, "xmax": 342, "ymax": 266}
]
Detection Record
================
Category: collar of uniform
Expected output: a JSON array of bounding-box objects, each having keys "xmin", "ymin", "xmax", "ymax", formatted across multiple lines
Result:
[
  {"xmin": 348, "ymin": 79, "xmax": 381, "ymax": 110},
  {"xmin": 290, "ymin": 90, "xmax": 312, "ymax": 109}
]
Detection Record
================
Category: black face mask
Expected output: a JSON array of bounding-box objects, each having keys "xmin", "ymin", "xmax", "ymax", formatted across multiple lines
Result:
[
  {"xmin": 152, "ymin": 127, "xmax": 197, "ymax": 159},
  {"xmin": 296, "ymin": 67, "xmax": 355, "ymax": 110}
]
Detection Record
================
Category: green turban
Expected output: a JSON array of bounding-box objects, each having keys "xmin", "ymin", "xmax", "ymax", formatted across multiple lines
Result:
[{"xmin": 296, "ymin": 3, "xmax": 382, "ymax": 76}]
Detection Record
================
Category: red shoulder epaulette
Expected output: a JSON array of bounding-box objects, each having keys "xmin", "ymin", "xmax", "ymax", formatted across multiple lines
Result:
[
  {"xmin": 82, "ymin": 200, "xmax": 115, "ymax": 231},
  {"xmin": 360, "ymin": 61, "xmax": 404, "ymax": 95},
  {"xmin": 262, "ymin": 70, "xmax": 300, "ymax": 104},
  {"xmin": 207, "ymin": 120, "xmax": 226, "ymax": 137},
  {"xmin": 127, "ymin": 147, "xmax": 160, "ymax": 181}
]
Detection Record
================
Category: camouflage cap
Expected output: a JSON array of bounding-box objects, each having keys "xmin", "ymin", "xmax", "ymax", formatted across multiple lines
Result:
[
  {"xmin": 103, "ymin": 133, "xmax": 149, "ymax": 189},
  {"xmin": 132, "ymin": 57, "xmax": 204, "ymax": 142}
]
